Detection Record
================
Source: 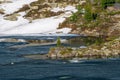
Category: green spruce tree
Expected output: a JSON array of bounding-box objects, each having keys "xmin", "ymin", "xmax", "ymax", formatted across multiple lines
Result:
[
  {"xmin": 57, "ymin": 37, "xmax": 61, "ymax": 47},
  {"xmin": 101, "ymin": 0, "xmax": 107, "ymax": 9},
  {"xmin": 84, "ymin": 3, "xmax": 93, "ymax": 22},
  {"xmin": 70, "ymin": 13, "xmax": 77, "ymax": 22}
]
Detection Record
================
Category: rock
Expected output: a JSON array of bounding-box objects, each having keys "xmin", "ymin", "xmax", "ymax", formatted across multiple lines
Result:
[
  {"xmin": 48, "ymin": 47, "xmax": 74, "ymax": 59},
  {"xmin": 0, "ymin": 8, "xmax": 5, "ymax": 14},
  {"xmin": 31, "ymin": 6, "xmax": 39, "ymax": 10},
  {"xmin": 4, "ymin": 13, "xmax": 20, "ymax": 21},
  {"xmin": 25, "ymin": 17, "xmax": 33, "ymax": 23},
  {"xmin": 51, "ymin": 3, "xmax": 57, "ymax": 8},
  {"xmin": 107, "ymin": 21, "xmax": 120, "ymax": 37},
  {"xmin": 13, "ymin": 13, "xmax": 21, "ymax": 16},
  {"xmin": 0, "ymin": 0, "xmax": 12, "ymax": 3},
  {"xmin": 71, "ymin": 30, "xmax": 80, "ymax": 34},
  {"xmin": 4, "ymin": 15, "xmax": 18, "ymax": 21},
  {"xmin": 24, "ymin": 54, "xmax": 48, "ymax": 60}
]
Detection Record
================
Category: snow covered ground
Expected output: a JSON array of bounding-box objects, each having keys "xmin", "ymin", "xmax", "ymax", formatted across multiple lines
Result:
[
  {"xmin": 0, "ymin": 0, "xmax": 77, "ymax": 36},
  {"xmin": 0, "ymin": 0, "xmax": 37, "ymax": 14}
]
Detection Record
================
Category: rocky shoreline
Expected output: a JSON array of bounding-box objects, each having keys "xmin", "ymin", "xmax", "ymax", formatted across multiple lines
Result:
[
  {"xmin": 47, "ymin": 37, "xmax": 120, "ymax": 60},
  {"xmin": 23, "ymin": 37, "xmax": 120, "ymax": 60}
]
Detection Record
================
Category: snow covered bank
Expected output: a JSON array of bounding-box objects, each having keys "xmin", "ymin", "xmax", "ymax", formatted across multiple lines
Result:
[
  {"xmin": 0, "ymin": 17, "xmax": 66, "ymax": 34},
  {"xmin": 0, "ymin": 14, "xmax": 72, "ymax": 35},
  {"xmin": 0, "ymin": 0, "xmax": 77, "ymax": 36}
]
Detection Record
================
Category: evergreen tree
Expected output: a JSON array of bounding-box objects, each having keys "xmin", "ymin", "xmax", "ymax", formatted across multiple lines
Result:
[
  {"xmin": 57, "ymin": 37, "xmax": 61, "ymax": 47},
  {"xmin": 84, "ymin": 3, "xmax": 93, "ymax": 22},
  {"xmin": 77, "ymin": 5, "xmax": 82, "ymax": 14},
  {"xmin": 101, "ymin": 0, "xmax": 107, "ymax": 9},
  {"xmin": 70, "ymin": 13, "xmax": 77, "ymax": 22}
]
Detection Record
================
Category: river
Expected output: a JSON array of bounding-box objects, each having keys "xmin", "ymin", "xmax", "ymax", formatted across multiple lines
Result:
[{"xmin": 0, "ymin": 34, "xmax": 120, "ymax": 80}]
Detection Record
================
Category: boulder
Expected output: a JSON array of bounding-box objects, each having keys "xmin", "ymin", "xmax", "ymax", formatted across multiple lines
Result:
[
  {"xmin": 31, "ymin": 6, "xmax": 39, "ymax": 10},
  {"xmin": 0, "ymin": 8, "xmax": 5, "ymax": 14},
  {"xmin": 4, "ymin": 15, "xmax": 18, "ymax": 21},
  {"xmin": 4, "ymin": 16, "xmax": 18, "ymax": 21},
  {"xmin": 4, "ymin": 13, "xmax": 20, "ymax": 21}
]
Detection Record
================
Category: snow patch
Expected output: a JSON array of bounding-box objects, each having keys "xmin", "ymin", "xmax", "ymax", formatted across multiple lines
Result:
[
  {"xmin": 18, "ymin": 39, "xmax": 26, "ymax": 42},
  {"xmin": 0, "ymin": 17, "xmax": 65, "ymax": 34},
  {"xmin": 48, "ymin": 28, "xmax": 71, "ymax": 34},
  {"xmin": 0, "ymin": 13, "xmax": 29, "ymax": 32},
  {"xmin": 0, "ymin": 0, "xmax": 37, "ymax": 14},
  {"xmin": 51, "ymin": 5, "xmax": 78, "ymax": 13},
  {"xmin": 65, "ymin": 6, "xmax": 78, "ymax": 13}
]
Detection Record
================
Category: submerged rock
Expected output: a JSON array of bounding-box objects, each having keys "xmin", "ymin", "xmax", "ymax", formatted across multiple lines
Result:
[{"xmin": 24, "ymin": 54, "xmax": 48, "ymax": 60}]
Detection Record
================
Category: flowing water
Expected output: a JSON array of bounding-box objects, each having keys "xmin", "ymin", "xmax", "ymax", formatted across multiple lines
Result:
[{"xmin": 0, "ymin": 34, "xmax": 120, "ymax": 80}]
